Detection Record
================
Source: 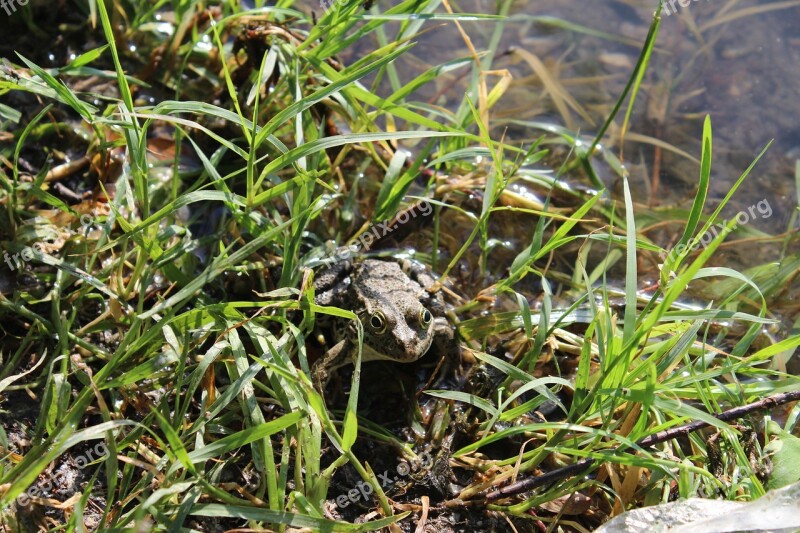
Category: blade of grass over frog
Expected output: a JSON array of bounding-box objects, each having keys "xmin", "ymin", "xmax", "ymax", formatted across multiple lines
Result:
[
  {"xmin": 342, "ymin": 322, "xmax": 365, "ymax": 452},
  {"xmin": 249, "ymin": 356, "xmax": 345, "ymax": 455},
  {"xmin": 189, "ymin": 504, "xmax": 408, "ymax": 531},
  {"xmin": 138, "ymin": 213, "xmax": 296, "ymax": 319},
  {"xmin": 249, "ymin": 354, "xmax": 309, "ymax": 399}
]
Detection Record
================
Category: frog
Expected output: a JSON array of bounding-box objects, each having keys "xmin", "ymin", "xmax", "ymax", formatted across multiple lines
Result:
[{"xmin": 311, "ymin": 258, "xmax": 457, "ymax": 391}]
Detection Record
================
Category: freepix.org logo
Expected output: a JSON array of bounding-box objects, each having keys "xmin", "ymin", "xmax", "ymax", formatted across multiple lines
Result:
[
  {"xmin": 0, "ymin": 0, "xmax": 29, "ymax": 16},
  {"xmin": 660, "ymin": 198, "xmax": 773, "ymax": 262},
  {"xmin": 662, "ymin": 0, "xmax": 710, "ymax": 16}
]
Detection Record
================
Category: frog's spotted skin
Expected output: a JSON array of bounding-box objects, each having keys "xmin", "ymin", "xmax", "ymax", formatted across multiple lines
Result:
[{"xmin": 312, "ymin": 258, "xmax": 455, "ymax": 391}]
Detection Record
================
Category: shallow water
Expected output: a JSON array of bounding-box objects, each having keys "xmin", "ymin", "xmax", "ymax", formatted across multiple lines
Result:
[{"xmin": 354, "ymin": 0, "xmax": 800, "ymax": 238}]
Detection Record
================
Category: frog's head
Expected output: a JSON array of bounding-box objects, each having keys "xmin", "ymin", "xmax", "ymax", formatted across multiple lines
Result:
[
  {"xmin": 343, "ymin": 258, "xmax": 439, "ymax": 363},
  {"xmin": 353, "ymin": 298, "xmax": 435, "ymax": 363}
]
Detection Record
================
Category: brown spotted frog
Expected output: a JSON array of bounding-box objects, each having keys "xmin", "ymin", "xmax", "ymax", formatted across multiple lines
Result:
[{"xmin": 312, "ymin": 258, "xmax": 457, "ymax": 390}]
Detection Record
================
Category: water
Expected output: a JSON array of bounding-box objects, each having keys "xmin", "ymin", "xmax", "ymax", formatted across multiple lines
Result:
[{"xmin": 357, "ymin": 0, "xmax": 800, "ymax": 237}]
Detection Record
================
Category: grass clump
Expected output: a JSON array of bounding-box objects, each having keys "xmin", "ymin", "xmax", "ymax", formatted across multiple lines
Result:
[{"xmin": 0, "ymin": 0, "xmax": 798, "ymax": 531}]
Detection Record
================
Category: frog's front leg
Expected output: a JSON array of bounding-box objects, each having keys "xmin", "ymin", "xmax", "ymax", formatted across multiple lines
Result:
[
  {"xmin": 432, "ymin": 317, "xmax": 461, "ymax": 376},
  {"xmin": 312, "ymin": 338, "xmax": 355, "ymax": 392}
]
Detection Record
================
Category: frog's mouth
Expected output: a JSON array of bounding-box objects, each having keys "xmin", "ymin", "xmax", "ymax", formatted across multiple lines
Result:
[{"xmin": 355, "ymin": 336, "xmax": 434, "ymax": 363}]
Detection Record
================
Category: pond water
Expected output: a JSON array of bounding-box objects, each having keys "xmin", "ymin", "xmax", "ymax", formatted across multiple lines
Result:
[{"xmin": 357, "ymin": 0, "xmax": 800, "ymax": 242}]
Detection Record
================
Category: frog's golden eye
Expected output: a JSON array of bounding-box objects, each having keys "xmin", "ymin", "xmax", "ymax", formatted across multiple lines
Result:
[
  {"xmin": 369, "ymin": 312, "xmax": 387, "ymax": 334},
  {"xmin": 419, "ymin": 308, "xmax": 433, "ymax": 327}
]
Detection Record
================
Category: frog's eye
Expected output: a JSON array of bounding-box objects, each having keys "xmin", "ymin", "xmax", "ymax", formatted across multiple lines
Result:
[
  {"xmin": 369, "ymin": 312, "xmax": 387, "ymax": 334},
  {"xmin": 419, "ymin": 308, "xmax": 433, "ymax": 327}
]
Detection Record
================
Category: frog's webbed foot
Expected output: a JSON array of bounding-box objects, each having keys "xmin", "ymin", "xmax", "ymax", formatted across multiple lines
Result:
[{"xmin": 311, "ymin": 339, "xmax": 352, "ymax": 392}]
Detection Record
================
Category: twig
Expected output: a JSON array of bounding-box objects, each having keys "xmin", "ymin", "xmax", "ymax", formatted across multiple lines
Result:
[{"xmin": 484, "ymin": 389, "xmax": 800, "ymax": 501}]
